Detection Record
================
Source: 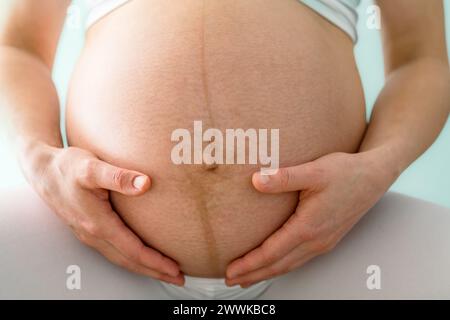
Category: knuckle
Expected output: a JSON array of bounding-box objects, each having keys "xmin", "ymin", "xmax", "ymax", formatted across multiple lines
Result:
[
  {"xmin": 313, "ymin": 237, "xmax": 335, "ymax": 254},
  {"xmin": 112, "ymin": 256, "xmax": 133, "ymax": 271},
  {"xmin": 135, "ymin": 244, "xmax": 150, "ymax": 265},
  {"xmin": 79, "ymin": 159, "xmax": 97, "ymax": 184},
  {"xmin": 267, "ymin": 264, "xmax": 281, "ymax": 277},
  {"xmin": 112, "ymin": 169, "xmax": 127, "ymax": 189},
  {"xmin": 123, "ymin": 262, "xmax": 140, "ymax": 274},
  {"xmin": 313, "ymin": 241, "xmax": 328, "ymax": 254},
  {"xmin": 100, "ymin": 249, "xmax": 134, "ymax": 272},
  {"xmin": 278, "ymin": 168, "xmax": 291, "ymax": 189},
  {"xmin": 81, "ymin": 221, "xmax": 103, "ymax": 238},
  {"xmin": 51, "ymin": 153, "xmax": 64, "ymax": 176},
  {"xmin": 280, "ymin": 265, "xmax": 291, "ymax": 275},
  {"xmin": 307, "ymin": 163, "xmax": 326, "ymax": 185},
  {"xmin": 122, "ymin": 241, "xmax": 143, "ymax": 264},
  {"xmin": 39, "ymin": 183, "xmax": 54, "ymax": 200},
  {"xmin": 260, "ymin": 242, "xmax": 276, "ymax": 263},
  {"xmin": 298, "ymin": 225, "xmax": 317, "ymax": 242}
]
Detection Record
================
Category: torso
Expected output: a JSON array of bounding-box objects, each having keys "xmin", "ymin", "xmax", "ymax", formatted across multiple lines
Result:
[{"xmin": 66, "ymin": 0, "xmax": 366, "ymax": 277}]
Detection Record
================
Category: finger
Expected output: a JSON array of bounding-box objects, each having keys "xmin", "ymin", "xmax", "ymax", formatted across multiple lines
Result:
[
  {"xmin": 252, "ymin": 162, "xmax": 323, "ymax": 193},
  {"xmin": 73, "ymin": 225, "xmax": 184, "ymax": 285},
  {"xmin": 101, "ymin": 243, "xmax": 185, "ymax": 286},
  {"xmin": 226, "ymin": 206, "xmax": 315, "ymax": 279},
  {"xmin": 102, "ymin": 213, "xmax": 181, "ymax": 277},
  {"xmin": 227, "ymin": 248, "xmax": 316, "ymax": 287},
  {"xmin": 78, "ymin": 159, "xmax": 151, "ymax": 195},
  {"xmin": 90, "ymin": 236, "xmax": 185, "ymax": 286}
]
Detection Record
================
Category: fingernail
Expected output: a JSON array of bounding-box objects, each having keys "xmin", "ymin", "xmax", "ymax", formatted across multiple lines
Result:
[
  {"xmin": 227, "ymin": 270, "xmax": 240, "ymax": 279},
  {"xmin": 258, "ymin": 173, "xmax": 270, "ymax": 185},
  {"xmin": 225, "ymin": 278, "xmax": 238, "ymax": 287},
  {"xmin": 132, "ymin": 175, "xmax": 147, "ymax": 190},
  {"xmin": 172, "ymin": 280, "xmax": 184, "ymax": 287}
]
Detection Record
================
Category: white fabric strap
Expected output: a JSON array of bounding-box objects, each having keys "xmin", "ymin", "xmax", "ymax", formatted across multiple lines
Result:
[
  {"xmin": 300, "ymin": 0, "xmax": 360, "ymax": 43},
  {"xmin": 85, "ymin": 0, "xmax": 130, "ymax": 30}
]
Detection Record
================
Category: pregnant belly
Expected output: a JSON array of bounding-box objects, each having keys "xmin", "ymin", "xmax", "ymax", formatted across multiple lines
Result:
[{"xmin": 66, "ymin": 0, "xmax": 366, "ymax": 277}]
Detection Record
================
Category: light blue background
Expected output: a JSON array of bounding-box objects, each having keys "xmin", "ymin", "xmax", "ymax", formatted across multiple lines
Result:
[{"xmin": 1, "ymin": 0, "xmax": 449, "ymax": 207}]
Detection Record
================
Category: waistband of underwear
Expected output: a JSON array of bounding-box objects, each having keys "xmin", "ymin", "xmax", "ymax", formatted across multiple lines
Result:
[{"xmin": 160, "ymin": 276, "xmax": 274, "ymax": 300}]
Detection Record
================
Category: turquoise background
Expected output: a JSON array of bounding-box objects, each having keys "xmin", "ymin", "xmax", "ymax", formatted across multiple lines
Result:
[{"xmin": 1, "ymin": 0, "xmax": 449, "ymax": 207}]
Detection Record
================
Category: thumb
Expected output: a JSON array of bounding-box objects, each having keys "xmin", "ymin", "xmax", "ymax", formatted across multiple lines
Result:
[
  {"xmin": 79, "ymin": 159, "xmax": 151, "ymax": 195},
  {"xmin": 252, "ymin": 163, "xmax": 321, "ymax": 193}
]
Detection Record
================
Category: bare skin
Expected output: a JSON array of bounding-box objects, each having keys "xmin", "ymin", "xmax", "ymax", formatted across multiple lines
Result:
[{"xmin": 1, "ymin": 0, "xmax": 449, "ymax": 288}]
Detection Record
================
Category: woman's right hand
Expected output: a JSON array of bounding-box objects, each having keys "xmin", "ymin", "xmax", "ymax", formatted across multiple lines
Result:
[{"xmin": 19, "ymin": 141, "xmax": 184, "ymax": 286}]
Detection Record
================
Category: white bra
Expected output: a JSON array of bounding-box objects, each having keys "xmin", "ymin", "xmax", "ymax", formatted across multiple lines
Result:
[{"xmin": 85, "ymin": 0, "xmax": 360, "ymax": 43}]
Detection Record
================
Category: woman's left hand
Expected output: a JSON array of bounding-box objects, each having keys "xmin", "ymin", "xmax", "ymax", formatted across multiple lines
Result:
[{"xmin": 226, "ymin": 151, "xmax": 397, "ymax": 287}]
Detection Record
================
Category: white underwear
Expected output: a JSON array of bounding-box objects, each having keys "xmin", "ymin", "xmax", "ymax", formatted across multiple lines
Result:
[{"xmin": 160, "ymin": 276, "xmax": 274, "ymax": 300}]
